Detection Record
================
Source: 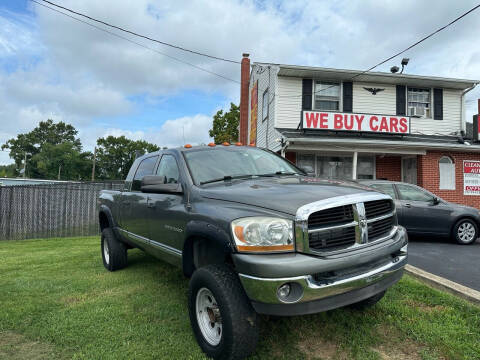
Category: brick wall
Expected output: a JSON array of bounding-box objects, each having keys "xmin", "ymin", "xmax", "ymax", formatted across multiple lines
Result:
[
  {"xmin": 418, "ymin": 151, "xmax": 480, "ymax": 209},
  {"xmin": 376, "ymin": 156, "xmax": 402, "ymax": 181}
]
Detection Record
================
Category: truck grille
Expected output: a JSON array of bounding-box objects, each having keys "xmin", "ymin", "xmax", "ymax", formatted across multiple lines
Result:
[
  {"xmin": 307, "ymin": 199, "xmax": 395, "ymax": 252},
  {"xmin": 364, "ymin": 200, "xmax": 393, "ymax": 218}
]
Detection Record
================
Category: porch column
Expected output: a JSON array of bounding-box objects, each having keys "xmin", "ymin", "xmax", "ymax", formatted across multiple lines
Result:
[{"xmin": 352, "ymin": 151, "xmax": 358, "ymax": 180}]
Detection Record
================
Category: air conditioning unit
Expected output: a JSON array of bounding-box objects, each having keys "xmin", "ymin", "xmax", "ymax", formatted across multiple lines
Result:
[{"xmin": 409, "ymin": 107, "xmax": 425, "ymax": 117}]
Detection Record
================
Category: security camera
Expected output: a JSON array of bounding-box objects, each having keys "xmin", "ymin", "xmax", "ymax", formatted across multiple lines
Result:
[
  {"xmin": 401, "ymin": 58, "xmax": 409, "ymax": 66},
  {"xmin": 390, "ymin": 66, "xmax": 399, "ymax": 74}
]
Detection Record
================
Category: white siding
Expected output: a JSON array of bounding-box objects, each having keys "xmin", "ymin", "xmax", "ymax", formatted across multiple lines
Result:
[
  {"xmin": 410, "ymin": 89, "xmax": 462, "ymax": 135},
  {"xmin": 269, "ymin": 74, "xmax": 464, "ymax": 139},
  {"xmin": 248, "ymin": 65, "xmax": 282, "ymax": 151},
  {"xmin": 352, "ymin": 82, "xmax": 396, "ymax": 115},
  {"xmin": 275, "ymin": 76, "xmax": 302, "ymax": 129}
]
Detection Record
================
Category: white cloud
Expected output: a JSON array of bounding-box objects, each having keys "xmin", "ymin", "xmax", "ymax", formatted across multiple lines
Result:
[{"xmin": 2, "ymin": 0, "xmax": 480, "ymax": 165}]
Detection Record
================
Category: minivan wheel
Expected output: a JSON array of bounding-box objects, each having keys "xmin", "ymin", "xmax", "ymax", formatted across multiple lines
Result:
[
  {"xmin": 101, "ymin": 228, "xmax": 128, "ymax": 271},
  {"xmin": 188, "ymin": 265, "xmax": 258, "ymax": 360},
  {"xmin": 453, "ymin": 219, "xmax": 478, "ymax": 245}
]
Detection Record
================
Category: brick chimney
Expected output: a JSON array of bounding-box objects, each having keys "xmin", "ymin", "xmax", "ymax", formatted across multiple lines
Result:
[{"xmin": 239, "ymin": 53, "xmax": 250, "ymax": 144}]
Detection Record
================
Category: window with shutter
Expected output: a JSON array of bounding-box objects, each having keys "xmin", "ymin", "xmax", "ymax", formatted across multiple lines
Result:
[
  {"xmin": 439, "ymin": 156, "xmax": 455, "ymax": 190},
  {"xmin": 396, "ymin": 85, "xmax": 406, "ymax": 116},
  {"xmin": 433, "ymin": 88, "xmax": 443, "ymax": 120}
]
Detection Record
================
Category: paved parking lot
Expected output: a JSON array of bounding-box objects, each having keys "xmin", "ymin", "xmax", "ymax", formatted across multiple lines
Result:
[{"xmin": 408, "ymin": 237, "xmax": 480, "ymax": 292}]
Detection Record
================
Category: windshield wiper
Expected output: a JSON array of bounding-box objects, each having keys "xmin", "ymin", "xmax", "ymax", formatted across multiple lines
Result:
[
  {"xmin": 258, "ymin": 171, "xmax": 299, "ymax": 177},
  {"xmin": 199, "ymin": 174, "xmax": 255, "ymax": 185}
]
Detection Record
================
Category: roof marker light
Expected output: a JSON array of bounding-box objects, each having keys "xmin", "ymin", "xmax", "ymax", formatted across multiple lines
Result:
[
  {"xmin": 249, "ymin": 143, "xmax": 255, "ymax": 147},
  {"xmin": 222, "ymin": 142, "xmax": 230, "ymax": 146},
  {"xmin": 184, "ymin": 144, "xmax": 192, "ymax": 148},
  {"xmin": 208, "ymin": 142, "xmax": 216, "ymax": 147},
  {"xmin": 235, "ymin": 142, "xmax": 243, "ymax": 146}
]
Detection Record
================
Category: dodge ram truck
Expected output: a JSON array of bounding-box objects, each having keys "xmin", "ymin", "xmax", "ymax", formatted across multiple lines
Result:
[{"xmin": 98, "ymin": 144, "xmax": 408, "ymax": 360}]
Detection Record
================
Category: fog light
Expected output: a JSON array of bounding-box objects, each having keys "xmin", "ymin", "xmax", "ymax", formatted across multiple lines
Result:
[{"xmin": 277, "ymin": 283, "xmax": 291, "ymax": 300}]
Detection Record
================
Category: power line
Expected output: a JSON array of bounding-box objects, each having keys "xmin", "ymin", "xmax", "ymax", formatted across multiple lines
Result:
[
  {"xmin": 30, "ymin": 0, "xmax": 240, "ymax": 84},
  {"xmin": 279, "ymin": 3, "xmax": 480, "ymax": 98},
  {"xmin": 37, "ymin": 0, "xmax": 240, "ymax": 65}
]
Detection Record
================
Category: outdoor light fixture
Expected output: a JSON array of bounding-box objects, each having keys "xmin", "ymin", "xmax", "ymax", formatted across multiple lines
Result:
[
  {"xmin": 390, "ymin": 66, "xmax": 399, "ymax": 73},
  {"xmin": 400, "ymin": 58, "xmax": 409, "ymax": 73}
]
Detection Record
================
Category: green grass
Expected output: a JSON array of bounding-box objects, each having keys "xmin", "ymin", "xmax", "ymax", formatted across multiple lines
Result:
[{"xmin": 0, "ymin": 237, "xmax": 479, "ymax": 360}]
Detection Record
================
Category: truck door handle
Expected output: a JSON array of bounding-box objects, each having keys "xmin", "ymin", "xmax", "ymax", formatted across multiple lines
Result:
[
  {"xmin": 404, "ymin": 203, "xmax": 412, "ymax": 208},
  {"xmin": 123, "ymin": 201, "xmax": 130, "ymax": 206},
  {"xmin": 147, "ymin": 199, "xmax": 155, "ymax": 209}
]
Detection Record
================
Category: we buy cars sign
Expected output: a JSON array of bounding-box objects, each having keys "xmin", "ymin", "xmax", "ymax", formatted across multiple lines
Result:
[
  {"xmin": 302, "ymin": 111, "xmax": 410, "ymax": 134},
  {"xmin": 463, "ymin": 160, "xmax": 480, "ymax": 195}
]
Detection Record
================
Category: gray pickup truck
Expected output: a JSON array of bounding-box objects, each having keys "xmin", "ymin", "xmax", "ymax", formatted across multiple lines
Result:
[{"xmin": 98, "ymin": 145, "xmax": 408, "ymax": 360}]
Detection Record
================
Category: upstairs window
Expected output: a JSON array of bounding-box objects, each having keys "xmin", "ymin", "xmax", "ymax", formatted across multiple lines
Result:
[
  {"xmin": 439, "ymin": 156, "xmax": 455, "ymax": 190},
  {"xmin": 314, "ymin": 81, "xmax": 340, "ymax": 111},
  {"xmin": 407, "ymin": 88, "xmax": 431, "ymax": 118}
]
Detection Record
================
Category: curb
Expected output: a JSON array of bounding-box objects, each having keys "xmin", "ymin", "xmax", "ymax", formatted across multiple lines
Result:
[{"xmin": 405, "ymin": 264, "xmax": 480, "ymax": 306}]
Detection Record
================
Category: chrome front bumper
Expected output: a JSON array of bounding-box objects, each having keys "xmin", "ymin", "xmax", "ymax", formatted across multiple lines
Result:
[{"xmin": 238, "ymin": 243, "xmax": 407, "ymax": 309}]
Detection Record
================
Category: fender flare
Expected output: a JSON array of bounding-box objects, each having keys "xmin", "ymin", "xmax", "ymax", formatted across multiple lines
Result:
[
  {"xmin": 182, "ymin": 220, "xmax": 235, "ymax": 276},
  {"xmin": 98, "ymin": 205, "xmax": 117, "ymax": 230}
]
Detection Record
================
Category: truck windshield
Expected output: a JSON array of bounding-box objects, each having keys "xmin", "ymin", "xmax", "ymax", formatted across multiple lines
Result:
[{"xmin": 184, "ymin": 147, "xmax": 301, "ymax": 185}]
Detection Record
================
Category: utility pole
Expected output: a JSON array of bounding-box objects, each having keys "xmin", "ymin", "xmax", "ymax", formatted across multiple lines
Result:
[
  {"xmin": 57, "ymin": 163, "xmax": 62, "ymax": 180},
  {"xmin": 23, "ymin": 152, "xmax": 27, "ymax": 178},
  {"xmin": 91, "ymin": 147, "xmax": 96, "ymax": 182}
]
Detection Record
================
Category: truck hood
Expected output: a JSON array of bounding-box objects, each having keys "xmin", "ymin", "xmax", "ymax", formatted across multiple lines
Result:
[{"xmin": 198, "ymin": 176, "xmax": 378, "ymax": 215}]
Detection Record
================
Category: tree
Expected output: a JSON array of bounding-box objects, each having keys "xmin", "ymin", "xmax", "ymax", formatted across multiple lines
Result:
[
  {"xmin": 33, "ymin": 142, "xmax": 93, "ymax": 180},
  {"xmin": 95, "ymin": 136, "xmax": 160, "ymax": 180},
  {"xmin": 0, "ymin": 164, "xmax": 17, "ymax": 178},
  {"xmin": 209, "ymin": 103, "xmax": 239, "ymax": 143},
  {"xmin": 1, "ymin": 119, "xmax": 82, "ymax": 178}
]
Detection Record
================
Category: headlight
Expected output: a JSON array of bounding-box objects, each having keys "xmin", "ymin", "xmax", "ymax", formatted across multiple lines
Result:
[{"xmin": 231, "ymin": 217, "xmax": 294, "ymax": 252}]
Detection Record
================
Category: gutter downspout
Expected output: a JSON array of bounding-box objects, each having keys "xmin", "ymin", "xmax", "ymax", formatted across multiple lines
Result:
[
  {"xmin": 461, "ymin": 84, "xmax": 478, "ymax": 134},
  {"xmin": 281, "ymin": 140, "xmax": 289, "ymax": 158}
]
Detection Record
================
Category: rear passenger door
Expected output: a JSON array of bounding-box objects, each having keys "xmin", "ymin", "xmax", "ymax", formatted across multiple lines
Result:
[
  {"xmin": 121, "ymin": 155, "xmax": 159, "ymax": 247},
  {"xmin": 147, "ymin": 154, "xmax": 186, "ymax": 254}
]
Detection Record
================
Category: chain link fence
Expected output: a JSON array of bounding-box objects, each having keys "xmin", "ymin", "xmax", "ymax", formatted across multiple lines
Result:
[{"xmin": 0, "ymin": 181, "xmax": 124, "ymax": 240}]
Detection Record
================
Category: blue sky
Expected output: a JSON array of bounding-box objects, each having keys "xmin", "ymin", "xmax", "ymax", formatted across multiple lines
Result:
[{"xmin": 1, "ymin": 0, "xmax": 480, "ymax": 165}]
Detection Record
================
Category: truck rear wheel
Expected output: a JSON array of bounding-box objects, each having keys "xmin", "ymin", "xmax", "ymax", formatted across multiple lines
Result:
[
  {"xmin": 101, "ymin": 228, "xmax": 127, "ymax": 271},
  {"xmin": 188, "ymin": 264, "xmax": 258, "ymax": 360},
  {"xmin": 349, "ymin": 290, "xmax": 386, "ymax": 310}
]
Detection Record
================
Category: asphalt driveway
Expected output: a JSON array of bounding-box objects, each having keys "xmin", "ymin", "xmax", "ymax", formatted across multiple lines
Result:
[{"xmin": 408, "ymin": 236, "xmax": 480, "ymax": 292}]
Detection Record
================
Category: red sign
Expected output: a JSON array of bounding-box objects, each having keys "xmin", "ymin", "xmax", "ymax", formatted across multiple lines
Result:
[
  {"xmin": 302, "ymin": 111, "xmax": 410, "ymax": 134},
  {"xmin": 464, "ymin": 160, "xmax": 480, "ymax": 195}
]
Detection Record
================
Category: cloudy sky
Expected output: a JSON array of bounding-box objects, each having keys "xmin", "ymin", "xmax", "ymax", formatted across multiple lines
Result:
[{"xmin": 1, "ymin": 0, "xmax": 480, "ymax": 165}]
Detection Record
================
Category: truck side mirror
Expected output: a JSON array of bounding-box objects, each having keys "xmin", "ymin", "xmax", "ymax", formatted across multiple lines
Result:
[
  {"xmin": 141, "ymin": 175, "xmax": 183, "ymax": 194},
  {"xmin": 431, "ymin": 196, "xmax": 440, "ymax": 205}
]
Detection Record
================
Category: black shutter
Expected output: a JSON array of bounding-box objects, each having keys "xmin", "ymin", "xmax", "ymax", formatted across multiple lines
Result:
[
  {"xmin": 433, "ymin": 88, "xmax": 443, "ymax": 120},
  {"xmin": 302, "ymin": 79, "xmax": 313, "ymax": 110},
  {"xmin": 396, "ymin": 85, "xmax": 406, "ymax": 116},
  {"xmin": 342, "ymin": 82, "xmax": 353, "ymax": 112}
]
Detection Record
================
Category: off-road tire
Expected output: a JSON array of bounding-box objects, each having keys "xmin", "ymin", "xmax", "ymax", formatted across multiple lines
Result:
[
  {"xmin": 188, "ymin": 264, "xmax": 259, "ymax": 360},
  {"xmin": 101, "ymin": 227, "xmax": 127, "ymax": 271},
  {"xmin": 453, "ymin": 219, "xmax": 478, "ymax": 245},
  {"xmin": 349, "ymin": 290, "xmax": 386, "ymax": 310}
]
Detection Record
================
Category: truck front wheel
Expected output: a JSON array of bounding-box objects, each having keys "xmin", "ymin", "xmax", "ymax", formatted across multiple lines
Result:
[
  {"xmin": 101, "ymin": 228, "xmax": 127, "ymax": 271},
  {"xmin": 188, "ymin": 265, "xmax": 258, "ymax": 360}
]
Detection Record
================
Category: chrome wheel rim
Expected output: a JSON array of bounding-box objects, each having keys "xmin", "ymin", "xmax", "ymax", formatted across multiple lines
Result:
[
  {"xmin": 195, "ymin": 287, "xmax": 222, "ymax": 346},
  {"xmin": 458, "ymin": 222, "xmax": 476, "ymax": 243},
  {"xmin": 103, "ymin": 240, "xmax": 110, "ymax": 264}
]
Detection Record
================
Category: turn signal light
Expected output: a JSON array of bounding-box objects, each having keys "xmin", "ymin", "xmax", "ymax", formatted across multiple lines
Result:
[{"xmin": 184, "ymin": 144, "xmax": 192, "ymax": 148}]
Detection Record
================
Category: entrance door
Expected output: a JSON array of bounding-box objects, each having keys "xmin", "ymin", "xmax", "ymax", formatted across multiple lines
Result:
[
  {"xmin": 317, "ymin": 156, "xmax": 353, "ymax": 180},
  {"xmin": 402, "ymin": 157, "xmax": 417, "ymax": 184}
]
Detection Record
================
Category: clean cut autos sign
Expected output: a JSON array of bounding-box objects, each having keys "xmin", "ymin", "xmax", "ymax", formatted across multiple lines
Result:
[
  {"xmin": 302, "ymin": 111, "xmax": 410, "ymax": 134},
  {"xmin": 463, "ymin": 160, "xmax": 480, "ymax": 195}
]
